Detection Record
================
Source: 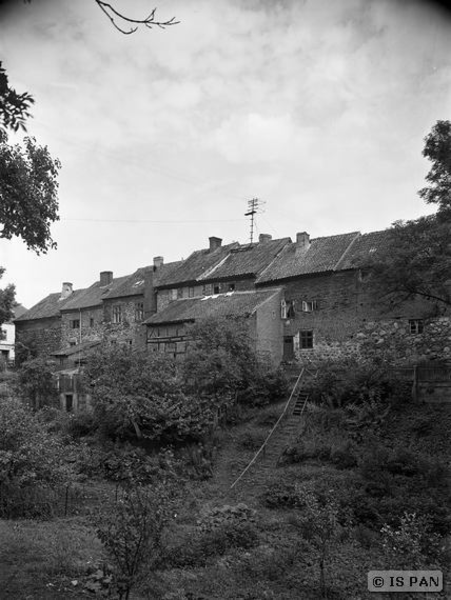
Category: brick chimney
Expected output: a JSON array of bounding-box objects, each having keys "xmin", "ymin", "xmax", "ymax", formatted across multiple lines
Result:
[
  {"xmin": 209, "ymin": 237, "xmax": 222, "ymax": 252},
  {"xmin": 100, "ymin": 271, "xmax": 113, "ymax": 286},
  {"xmin": 259, "ymin": 233, "xmax": 272, "ymax": 243},
  {"xmin": 61, "ymin": 282, "xmax": 73, "ymax": 299},
  {"xmin": 296, "ymin": 231, "xmax": 310, "ymax": 251},
  {"xmin": 153, "ymin": 256, "xmax": 164, "ymax": 270}
]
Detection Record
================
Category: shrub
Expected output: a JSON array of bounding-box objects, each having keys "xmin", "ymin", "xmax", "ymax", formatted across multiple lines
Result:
[
  {"xmin": 94, "ymin": 483, "xmax": 173, "ymax": 599},
  {"xmin": 309, "ymin": 356, "xmax": 410, "ymax": 410},
  {"xmin": 15, "ymin": 357, "xmax": 59, "ymax": 410},
  {"xmin": 167, "ymin": 504, "xmax": 259, "ymax": 568},
  {"xmin": 262, "ymin": 480, "xmax": 298, "ymax": 509}
]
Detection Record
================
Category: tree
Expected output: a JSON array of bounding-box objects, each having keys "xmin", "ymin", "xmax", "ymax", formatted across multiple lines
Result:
[
  {"xmin": 369, "ymin": 215, "xmax": 451, "ymax": 308},
  {"xmin": 0, "ymin": 131, "xmax": 60, "ymax": 253},
  {"xmin": 369, "ymin": 121, "xmax": 451, "ymax": 308},
  {"xmin": 0, "ymin": 271, "xmax": 15, "ymax": 325},
  {"xmin": 0, "ymin": 61, "xmax": 34, "ymax": 133},
  {"xmin": 418, "ymin": 119, "xmax": 451, "ymax": 217},
  {"xmin": 95, "ymin": 483, "xmax": 173, "ymax": 600},
  {"xmin": 84, "ymin": 346, "xmax": 219, "ymax": 443},
  {"xmin": 15, "ymin": 356, "xmax": 59, "ymax": 410},
  {"xmin": 295, "ymin": 486, "xmax": 341, "ymax": 599}
]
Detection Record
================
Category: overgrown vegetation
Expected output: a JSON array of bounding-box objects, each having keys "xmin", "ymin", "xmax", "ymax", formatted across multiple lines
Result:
[{"xmin": 1, "ymin": 339, "xmax": 450, "ymax": 598}]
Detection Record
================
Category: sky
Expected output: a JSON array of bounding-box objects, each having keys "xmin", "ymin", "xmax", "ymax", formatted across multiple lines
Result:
[{"xmin": 0, "ymin": 0, "xmax": 450, "ymax": 308}]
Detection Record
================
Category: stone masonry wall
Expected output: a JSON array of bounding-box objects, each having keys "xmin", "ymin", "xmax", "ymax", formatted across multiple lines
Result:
[
  {"xmin": 60, "ymin": 307, "xmax": 104, "ymax": 349},
  {"xmin": 358, "ymin": 317, "xmax": 451, "ymax": 364},
  {"xmin": 102, "ymin": 297, "xmax": 146, "ymax": 349},
  {"xmin": 255, "ymin": 290, "xmax": 283, "ymax": 365},
  {"xmin": 264, "ymin": 270, "xmax": 450, "ymax": 365},
  {"xmin": 15, "ymin": 317, "xmax": 62, "ymax": 361}
]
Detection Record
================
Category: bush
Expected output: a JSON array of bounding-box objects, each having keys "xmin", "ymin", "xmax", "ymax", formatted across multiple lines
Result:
[
  {"xmin": 167, "ymin": 504, "xmax": 259, "ymax": 568},
  {"xmin": 262, "ymin": 480, "xmax": 298, "ymax": 509},
  {"xmin": 309, "ymin": 356, "xmax": 410, "ymax": 410},
  {"xmin": 14, "ymin": 357, "xmax": 59, "ymax": 410}
]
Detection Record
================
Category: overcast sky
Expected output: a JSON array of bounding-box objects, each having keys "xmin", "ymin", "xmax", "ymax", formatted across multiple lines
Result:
[{"xmin": 0, "ymin": 0, "xmax": 450, "ymax": 308}]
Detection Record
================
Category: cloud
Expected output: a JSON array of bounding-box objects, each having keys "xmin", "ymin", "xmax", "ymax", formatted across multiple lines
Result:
[{"xmin": 212, "ymin": 113, "xmax": 300, "ymax": 163}]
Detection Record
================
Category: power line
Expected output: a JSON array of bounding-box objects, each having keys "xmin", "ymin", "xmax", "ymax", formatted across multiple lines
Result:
[{"xmin": 61, "ymin": 217, "xmax": 245, "ymax": 224}]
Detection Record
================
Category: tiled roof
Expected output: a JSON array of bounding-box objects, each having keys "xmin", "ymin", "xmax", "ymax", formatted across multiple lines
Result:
[
  {"xmin": 256, "ymin": 232, "xmax": 360, "ymax": 283},
  {"xmin": 102, "ymin": 267, "xmax": 151, "ymax": 300},
  {"xmin": 14, "ymin": 289, "xmax": 87, "ymax": 321},
  {"xmin": 143, "ymin": 290, "xmax": 280, "ymax": 325},
  {"xmin": 12, "ymin": 304, "xmax": 27, "ymax": 319},
  {"xmin": 335, "ymin": 230, "xmax": 392, "ymax": 270},
  {"xmin": 103, "ymin": 260, "xmax": 185, "ymax": 299},
  {"xmin": 155, "ymin": 243, "xmax": 239, "ymax": 288},
  {"xmin": 61, "ymin": 276, "xmax": 129, "ymax": 311},
  {"xmin": 199, "ymin": 238, "xmax": 291, "ymax": 282}
]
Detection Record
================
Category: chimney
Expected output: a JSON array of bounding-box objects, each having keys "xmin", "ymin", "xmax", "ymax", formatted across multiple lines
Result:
[
  {"xmin": 259, "ymin": 233, "xmax": 272, "ymax": 243},
  {"xmin": 296, "ymin": 231, "xmax": 310, "ymax": 251},
  {"xmin": 100, "ymin": 271, "xmax": 113, "ymax": 286},
  {"xmin": 61, "ymin": 282, "xmax": 73, "ymax": 299},
  {"xmin": 153, "ymin": 256, "xmax": 164, "ymax": 270},
  {"xmin": 209, "ymin": 236, "xmax": 222, "ymax": 252}
]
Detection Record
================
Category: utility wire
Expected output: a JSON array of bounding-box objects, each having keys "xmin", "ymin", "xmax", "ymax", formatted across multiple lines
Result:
[{"xmin": 61, "ymin": 217, "xmax": 245, "ymax": 223}]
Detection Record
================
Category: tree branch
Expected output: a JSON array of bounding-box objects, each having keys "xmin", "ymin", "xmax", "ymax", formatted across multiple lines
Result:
[{"xmin": 94, "ymin": 1, "xmax": 179, "ymax": 35}]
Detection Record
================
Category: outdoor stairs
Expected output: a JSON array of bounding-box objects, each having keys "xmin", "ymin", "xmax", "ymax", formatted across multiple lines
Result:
[{"xmin": 227, "ymin": 365, "xmax": 317, "ymax": 504}]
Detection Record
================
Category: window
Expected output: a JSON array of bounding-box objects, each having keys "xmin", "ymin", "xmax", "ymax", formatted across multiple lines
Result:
[
  {"xmin": 409, "ymin": 319, "xmax": 424, "ymax": 334},
  {"xmin": 287, "ymin": 300, "xmax": 296, "ymax": 318},
  {"xmin": 189, "ymin": 287, "xmax": 194, "ymax": 298},
  {"xmin": 300, "ymin": 330, "xmax": 313, "ymax": 349},
  {"xmin": 71, "ymin": 319, "xmax": 80, "ymax": 329},
  {"xmin": 213, "ymin": 284, "xmax": 220, "ymax": 294},
  {"xmin": 90, "ymin": 318, "xmax": 94, "ymax": 328},
  {"xmin": 281, "ymin": 299, "xmax": 287, "ymax": 319},
  {"xmin": 177, "ymin": 288, "xmax": 183, "ymax": 299},
  {"xmin": 202, "ymin": 284, "xmax": 212, "ymax": 296},
  {"xmin": 0, "ymin": 329, "xmax": 6, "ymax": 341},
  {"xmin": 228, "ymin": 283, "xmax": 235, "ymax": 292},
  {"xmin": 69, "ymin": 341, "xmax": 76, "ymax": 347},
  {"xmin": 112, "ymin": 305, "xmax": 122, "ymax": 324},
  {"xmin": 301, "ymin": 300, "xmax": 318, "ymax": 312},
  {"xmin": 171, "ymin": 289, "xmax": 178, "ymax": 301},
  {"xmin": 281, "ymin": 299, "xmax": 295, "ymax": 319},
  {"xmin": 135, "ymin": 302, "xmax": 144, "ymax": 322}
]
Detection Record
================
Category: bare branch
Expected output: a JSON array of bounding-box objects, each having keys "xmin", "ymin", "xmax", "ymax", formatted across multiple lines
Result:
[{"xmin": 94, "ymin": 1, "xmax": 179, "ymax": 35}]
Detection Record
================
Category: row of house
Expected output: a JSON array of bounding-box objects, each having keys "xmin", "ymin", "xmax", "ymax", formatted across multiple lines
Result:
[{"xmin": 16, "ymin": 229, "xmax": 449, "ymax": 383}]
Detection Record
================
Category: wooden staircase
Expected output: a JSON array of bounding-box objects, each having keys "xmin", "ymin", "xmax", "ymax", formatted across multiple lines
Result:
[{"xmin": 228, "ymin": 364, "xmax": 317, "ymax": 501}]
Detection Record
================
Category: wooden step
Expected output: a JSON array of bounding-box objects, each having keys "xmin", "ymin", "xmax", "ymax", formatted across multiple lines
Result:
[{"xmin": 292, "ymin": 392, "xmax": 309, "ymax": 415}]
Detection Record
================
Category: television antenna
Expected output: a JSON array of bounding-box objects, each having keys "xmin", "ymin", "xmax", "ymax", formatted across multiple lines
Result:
[{"xmin": 244, "ymin": 198, "xmax": 265, "ymax": 243}]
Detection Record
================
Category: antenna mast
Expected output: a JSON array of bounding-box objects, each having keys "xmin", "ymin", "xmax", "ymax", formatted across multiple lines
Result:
[{"xmin": 245, "ymin": 197, "xmax": 264, "ymax": 243}]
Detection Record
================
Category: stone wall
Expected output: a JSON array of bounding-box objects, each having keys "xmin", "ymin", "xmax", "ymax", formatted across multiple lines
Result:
[
  {"xmin": 103, "ymin": 296, "xmax": 146, "ymax": 349},
  {"xmin": 15, "ymin": 317, "xmax": 62, "ymax": 361},
  {"xmin": 255, "ymin": 290, "xmax": 283, "ymax": 365},
  {"xmin": 260, "ymin": 271, "xmax": 450, "ymax": 365},
  {"xmin": 60, "ymin": 307, "xmax": 104, "ymax": 349},
  {"xmin": 358, "ymin": 317, "xmax": 451, "ymax": 364}
]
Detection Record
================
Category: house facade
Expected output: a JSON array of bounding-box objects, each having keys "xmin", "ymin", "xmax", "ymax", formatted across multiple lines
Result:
[{"xmin": 16, "ymin": 227, "xmax": 451, "ymax": 382}]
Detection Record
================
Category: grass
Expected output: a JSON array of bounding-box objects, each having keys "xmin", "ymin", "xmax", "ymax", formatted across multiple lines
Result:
[
  {"xmin": 0, "ymin": 398, "xmax": 450, "ymax": 599},
  {"xmin": 0, "ymin": 517, "xmax": 104, "ymax": 599}
]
